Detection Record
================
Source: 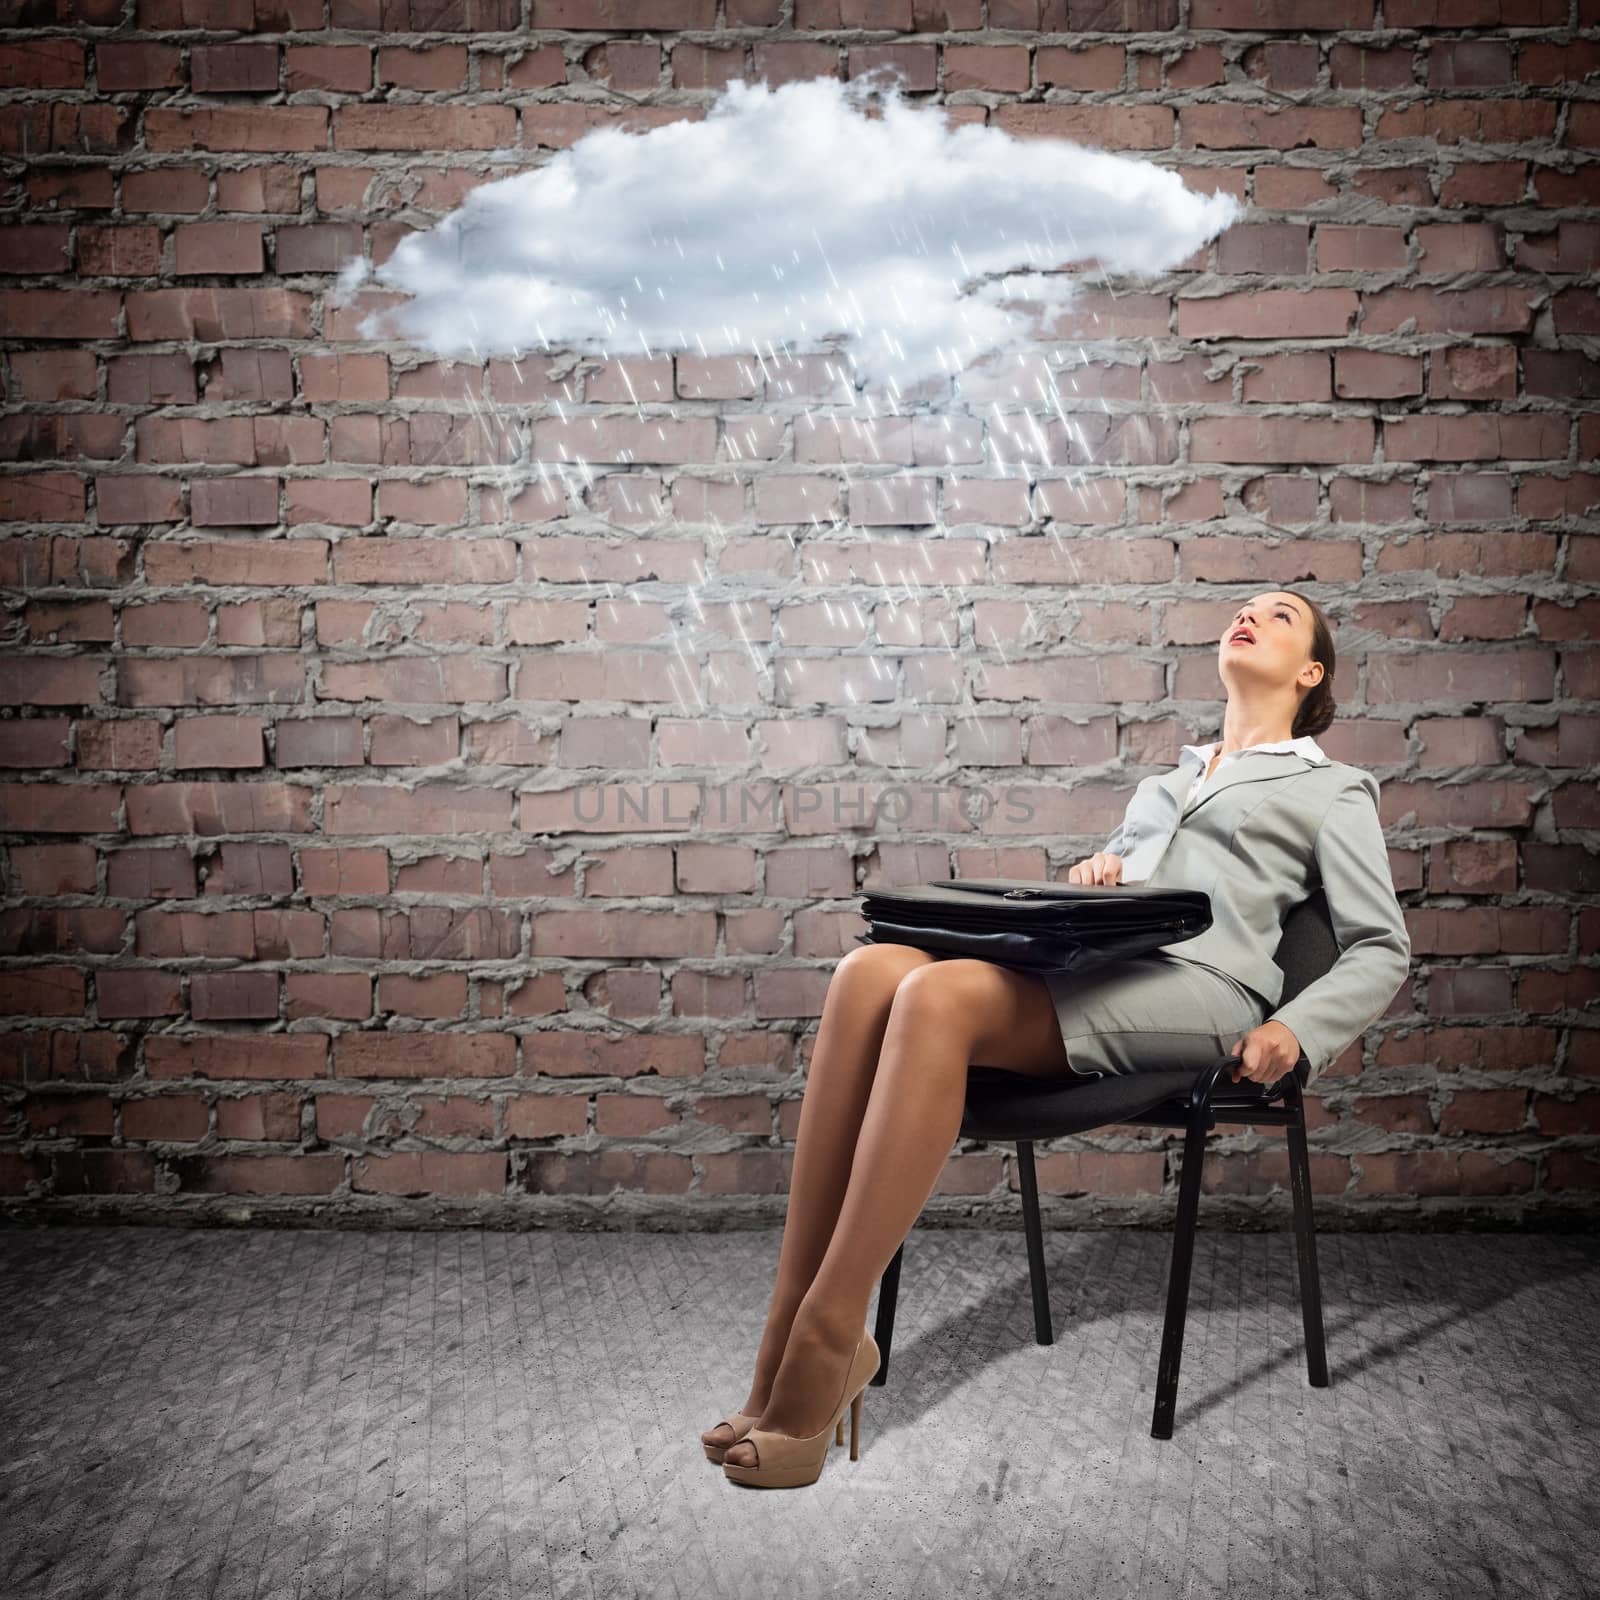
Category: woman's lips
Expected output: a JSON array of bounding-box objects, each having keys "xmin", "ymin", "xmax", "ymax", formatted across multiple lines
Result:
[{"xmin": 1227, "ymin": 632, "xmax": 1254, "ymax": 645}]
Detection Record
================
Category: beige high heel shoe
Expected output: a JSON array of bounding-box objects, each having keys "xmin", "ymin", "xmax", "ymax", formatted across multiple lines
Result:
[
  {"xmin": 721, "ymin": 1330, "xmax": 880, "ymax": 1489},
  {"xmin": 701, "ymin": 1410, "xmax": 759, "ymax": 1463}
]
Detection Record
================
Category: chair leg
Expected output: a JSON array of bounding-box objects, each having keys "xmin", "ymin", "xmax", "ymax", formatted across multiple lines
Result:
[
  {"xmin": 1152, "ymin": 1106, "xmax": 1209, "ymax": 1440},
  {"xmin": 1285, "ymin": 1079, "xmax": 1330, "ymax": 1389},
  {"xmin": 870, "ymin": 1240, "xmax": 903, "ymax": 1386},
  {"xmin": 1015, "ymin": 1139, "xmax": 1054, "ymax": 1346}
]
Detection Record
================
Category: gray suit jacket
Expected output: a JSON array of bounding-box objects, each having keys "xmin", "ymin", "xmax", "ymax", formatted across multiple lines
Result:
[{"xmin": 1103, "ymin": 750, "xmax": 1411, "ymax": 1086}]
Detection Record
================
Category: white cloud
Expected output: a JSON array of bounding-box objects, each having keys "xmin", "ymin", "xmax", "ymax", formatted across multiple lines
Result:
[{"xmin": 332, "ymin": 73, "xmax": 1241, "ymax": 395}]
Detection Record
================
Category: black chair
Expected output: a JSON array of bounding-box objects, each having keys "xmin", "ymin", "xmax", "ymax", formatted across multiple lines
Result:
[{"xmin": 869, "ymin": 886, "xmax": 1338, "ymax": 1440}]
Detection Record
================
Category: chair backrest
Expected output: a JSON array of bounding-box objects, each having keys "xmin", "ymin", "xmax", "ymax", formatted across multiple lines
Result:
[
  {"xmin": 1271, "ymin": 885, "xmax": 1339, "ymax": 1003},
  {"xmin": 1269, "ymin": 887, "xmax": 1339, "ymax": 1079}
]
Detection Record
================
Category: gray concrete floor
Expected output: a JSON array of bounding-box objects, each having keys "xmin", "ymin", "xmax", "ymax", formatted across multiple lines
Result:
[{"xmin": 0, "ymin": 1225, "xmax": 1596, "ymax": 1600}]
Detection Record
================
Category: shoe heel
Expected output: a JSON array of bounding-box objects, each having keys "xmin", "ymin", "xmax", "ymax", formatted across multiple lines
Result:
[{"xmin": 721, "ymin": 1331, "xmax": 877, "ymax": 1489}]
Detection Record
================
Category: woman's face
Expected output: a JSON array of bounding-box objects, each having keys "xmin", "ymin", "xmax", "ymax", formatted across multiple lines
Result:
[{"xmin": 1219, "ymin": 592, "xmax": 1318, "ymax": 692}]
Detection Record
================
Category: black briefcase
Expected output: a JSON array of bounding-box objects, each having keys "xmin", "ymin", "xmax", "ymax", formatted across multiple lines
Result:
[{"xmin": 853, "ymin": 876, "xmax": 1213, "ymax": 976}]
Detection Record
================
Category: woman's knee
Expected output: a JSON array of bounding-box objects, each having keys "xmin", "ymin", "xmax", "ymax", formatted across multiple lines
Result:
[
  {"xmin": 809, "ymin": 946, "xmax": 933, "ymax": 1054},
  {"xmin": 883, "ymin": 960, "xmax": 982, "ymax": 1043},
  {"xmin": 832, "ymin": 941, "xmax": 939, "ymax": 1002},
  {"xmin": 885, "ymin": 961, "xmax": 1072, "ymax": 1077}
]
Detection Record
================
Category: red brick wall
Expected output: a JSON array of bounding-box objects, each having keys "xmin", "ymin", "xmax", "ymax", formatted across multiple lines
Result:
[{"xmin": 1, "ymin": 0, "xmax": 1596, "ymax": 1225}]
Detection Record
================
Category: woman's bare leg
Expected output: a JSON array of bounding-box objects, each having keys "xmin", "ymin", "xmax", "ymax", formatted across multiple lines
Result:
[
  {"xmin": 723, "ymin": 956, "xmax": 1074, "ymax": 1464},
  {"xmin": 701, "ymin": 942, "xmax": 942, "ymax": 1450}
]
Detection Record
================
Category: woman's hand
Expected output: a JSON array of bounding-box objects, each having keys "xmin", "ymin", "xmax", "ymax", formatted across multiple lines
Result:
[
  {"xmin": 1226, "ymin": 1020, "xmax": 1302, "ymax": 1086},
  {"xmin": 1068, "ymin": 851, "xmax": 1124, "ymax": 886}
]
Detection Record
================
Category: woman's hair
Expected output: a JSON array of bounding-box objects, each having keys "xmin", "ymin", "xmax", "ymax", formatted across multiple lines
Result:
[{"xmin": 1282, "ymin": 588, "xmax": 1337, "ymax": 739}]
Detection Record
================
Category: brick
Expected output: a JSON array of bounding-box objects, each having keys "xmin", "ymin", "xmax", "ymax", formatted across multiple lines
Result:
[
  {"xmin": 174, "ymin": 717, "xmax": 267, "ymax": 770},
  {"xmin": 0, "ymin": 224, "xmax": 71, "ymax": 273},
  {"xmin": 1177, "ymin": 289, "xmax": 1358, "ymax": 339},
  {"xmin": 10, "ymin": 349, "xmax": 96, "ymax": 401},
  {"xmin": 1216, "ymin": 222, "xmax": 1309, "ymax": 274},
  {"xmin": 144, "ymin": 1033, "xmax": 327, "ymax": 1080},
  {"xmin": 1191, "ymin": 416, "xmax": 1373, "ymax": 464},
  {"xmin": 96, "ymin": 41, "xmax": 181, "ymax": 91},
  {"xmin": 190, "ymin": 476, "xmax": 280, "ymax": 526},
  {"xmin": 1377, "ymin": 99, "xmax": 1556, "ymax": 145},
  {"xmin": 178, "ymin": 1153, "xmax": 343, "ymax": 1195},
  {"xmin": 125, "ymin": 288, "xmax": 313, "ymax": 341},
  {"xmin": 377, "ymin": 44, "xmax": 468, "ymax": 89},
  {"xmin": 144, "ymin": 106, "xmax": 329, "ymax": 153},
  {"xmin": 94, "ymin": 969, "xmax": 182, "ymax": 1019},
  {"xmin": 121, "ymin": 1094, "xmax": 209, "ymax": 1141},
  {"xmin": 332, "ymin": 104, "xmax": 516, "ymax": 151},
  {"xmin": 95, "ymin": 473, "xmax": 184, "ymax": 524},
  {"xmin": 26, "ymin": 1092, "xmax": 114, "ymax": 1136},
  {"xmin": 991, "ymin": 98, "xmax": 1174, "ymax": 151},
  {"xmin": 1361, "ymin": 286, "xmax": 1534, "ymax": 335},
  {"xmin": 216, "ymin": 166, "xmax": 301, "ymax": 214},
  {"xmin": 1316, "ymin": 224, "xmax": 1406, "ymax": 272},
  {"xmin": 1240, "ymin": 352, "xmax": 1330, "ymax": 403},
  {"xmin": 1382, "ymin": 414, "xmax": 1567, "ymax": 462},
  {"xmin": 1329, "ymin": 41, "xmax": 1413, "ymax": 89},
  {"xmin": 275, "ymin": 223, "xmax": 362, "ymax": 275},
  {"xmin": 1035, "ymin": 43, "xmax": 1125, "ymax": 89},
  {"xmin": 352, "ymin": 1151, "xmax": 506, "ymax": 1196},
  {"xmin": 57, "ymin": 1150, "xmax": 157, "ymax": 1194},
  {"xmin": 287, "ymin": 44, "xmax": 373, "ymax": 92},
  {"xmin": 504, "ymin": 1093, "xmax": 587, "ymax": 1138},
  {"xmin": 1432, "ymin": 345, "xmax": 1516, "ymax": 401},
  {"xmin": 1180, "ymin": 104, "xmax": 1362, "ymax": 149},
  {"xmin": 122, "ymin": 166, "xmax": 210, "ymax": 213},
  {"xmin": 216, "ymin": 1091, "xmax": 301, "ymax": 1141},
  {"xmin": 191, "ymin": 44, "xmax": 279, "ymax": 94},
  {"xmin": 334, "ymin": 1032, "xmax": 516, "ymax": 1079},
  {"xmin": 1033, "ymin": 1149, "xmax": 1165, "ymax": 1197},
  {"xmin": 1193, "ymin": 0, "xmax": 1373, "ymax": 20},
  {"xmin": 0, "ymin": 656, "xmax": 102, "ymax": 707},
  {"xmin": 1334, "ymin": 349, "xmax": 1422, "ymax": 399}
]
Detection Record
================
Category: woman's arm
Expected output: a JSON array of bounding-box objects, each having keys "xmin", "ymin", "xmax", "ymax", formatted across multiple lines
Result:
[
  {"xmin": 1103, "ymin": 814, "xmax": 1129, "ymax": 860},
  {"xmin": 1101, "ymin": 772, "xmax": 1159, "ymax": 861},
  {"xmin": 1071, "ymin": 792, "xmax": 1137, "ymax": 885},
  {"xmin": 1266, "ymin": 773, "xmax": 1412, "ymax": 1080}
]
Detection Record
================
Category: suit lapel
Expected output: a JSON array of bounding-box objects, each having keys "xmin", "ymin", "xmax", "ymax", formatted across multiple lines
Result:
[{"xmin": 1156, "ymin": 749, "xmax": 1320, "ymax": 824}]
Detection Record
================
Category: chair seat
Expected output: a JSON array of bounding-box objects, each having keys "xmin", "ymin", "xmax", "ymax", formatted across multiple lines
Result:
[{"xmin": 960, "ymin": 1065, "xmax": 1277, "ymax": 1141}]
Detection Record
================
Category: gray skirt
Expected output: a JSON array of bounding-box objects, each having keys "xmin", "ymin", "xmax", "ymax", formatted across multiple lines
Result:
[{"xmin": 1040, "ymin": 953, "xmax": 1268, "ymax": 1082}]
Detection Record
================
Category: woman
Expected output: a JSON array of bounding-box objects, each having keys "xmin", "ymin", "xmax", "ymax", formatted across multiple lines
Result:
[{"xmin": 708, "ymin": 589, "xmax": 1411, "ymax": 1488}]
